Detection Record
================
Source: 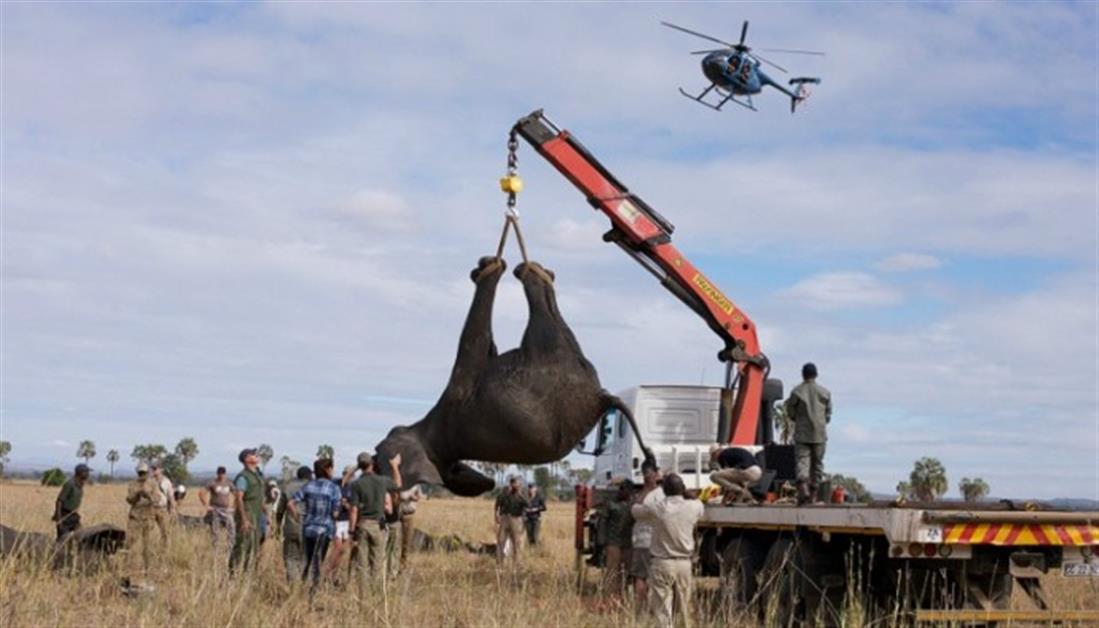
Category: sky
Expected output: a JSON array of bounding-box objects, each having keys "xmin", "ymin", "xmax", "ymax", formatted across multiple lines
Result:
[{"xmin": 2, "ymin": 2, "xmax": 1096, "ymax": 499}]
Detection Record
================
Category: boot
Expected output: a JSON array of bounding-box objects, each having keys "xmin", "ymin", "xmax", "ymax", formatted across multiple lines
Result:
[{"xmin": 796, "ymin": 481, "xmax": 812, "ymax": 506}]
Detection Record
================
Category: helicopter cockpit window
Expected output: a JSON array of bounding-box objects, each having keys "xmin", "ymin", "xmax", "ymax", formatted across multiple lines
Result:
[
  {"xmin": 728, "ymin": 57, "xmax": 740, "ymax": 72},
  {"xmin": 740, "ymin": 62, "xmax": 752, "ymax": 79}
]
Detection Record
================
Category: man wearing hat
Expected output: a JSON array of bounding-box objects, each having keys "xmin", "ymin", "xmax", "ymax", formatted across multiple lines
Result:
[
  {"xmin": 53, "ymin": 463, "xmax": 90, "ymax": 540},
  {"xmin": 494, "ymin": 475, "xmax": 529, "ymax": 568},
  {"xmin": 784, "ymin": 362, "xmax": 832, "ymax": 505},
  {"xmin": 348, "ymin": 451, "xmax": 402, "ymax": 587},
  {"xmin": 229, "ymin": 448, "xmax": 265, "ymax": 573},
  {"xmin": 125, "ymin": 462, "xmax": 161, "ymax": 589}
]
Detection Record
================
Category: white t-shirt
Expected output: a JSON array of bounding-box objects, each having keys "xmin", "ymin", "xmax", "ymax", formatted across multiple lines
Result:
[
  {"xmin": 156, "ymin": 477, "xmax": 173, "ymax": 508},
  {"xmin": 631, "ymin": 487, "xmax": 664, "ymax": 549}
]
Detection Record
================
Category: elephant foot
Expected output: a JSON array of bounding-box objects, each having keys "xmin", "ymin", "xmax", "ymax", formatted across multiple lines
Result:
[
  {"xmin": 470, "ymin": 256, "xmax": 507, "ymax": 283},
  {"xmin": 441, "ymin": 461, "xmax": 496, "ymax": 496},
  {"xmin": 514, "ymin": 261, "xmax": 555, "ymax": 284}
]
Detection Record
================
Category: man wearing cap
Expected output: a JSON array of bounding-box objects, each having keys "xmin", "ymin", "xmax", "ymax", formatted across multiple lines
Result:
[
  {"xmin": 348, "ymin": 451, "xmax": 402, "ymax": 587},
  {"xmin": 708, "ymin": 444, "xmax": 763, "ymax": 504},
  {"xmin": 494, "ymin": 476, "xmax": 529, "ymax": 568},
  {"xmin": 53, "ymin": 463, "xmax": 90, "ymax": 540},
  {"xmin": 151, "ymin": 463, "xmax": 175, "ymax": 544},
  {"xmin": 277, "ymin": 465, "xmax": 312, "ymax": 582},
  {"xmin": 630, "ymin": 460, "xmax": 662, "ymax": 611},
  {"xmin": 200, "ymin": 466, "xmax": 236, "ymax": 550},
  {"xmin": 125, "ymin": 462, "xmax": 161, "ymax": 589},
  {"xmin": 784, "ymin": 362, "xmax": 832, "ymax": 505},
  {"xmin": 230, "ymin": 448, "xmax": 265, "ymax": 573}
]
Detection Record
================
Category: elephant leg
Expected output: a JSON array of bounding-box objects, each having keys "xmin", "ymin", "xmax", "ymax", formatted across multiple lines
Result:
[
  {"xmin": 514, "ymin": 261, "xmax": 578, "ymax": 356},
  {"xmin": 445, "ymin": 256, "xmax": 506, "ymax": 399}
]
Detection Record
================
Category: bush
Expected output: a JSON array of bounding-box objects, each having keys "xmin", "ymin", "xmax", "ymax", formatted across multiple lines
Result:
[{"xmin": 40, "ymin": 468, "xmax": 66, "ymax": 486}]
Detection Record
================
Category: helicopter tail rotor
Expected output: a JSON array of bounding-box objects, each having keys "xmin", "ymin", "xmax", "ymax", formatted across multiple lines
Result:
[{"xmin": 788, "ymin": 77, "xmax": 821, "ymax": 113}]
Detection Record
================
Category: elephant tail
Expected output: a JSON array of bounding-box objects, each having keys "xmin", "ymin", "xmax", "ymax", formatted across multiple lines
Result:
[{"xmin": 600, "ymin": 392, "xmax": 657, "ymax": 470}]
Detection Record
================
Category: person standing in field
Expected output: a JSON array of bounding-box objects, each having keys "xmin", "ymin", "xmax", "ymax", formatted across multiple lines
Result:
[
  {"xmin": 348, "ymin": 452, "xmax": 402, "ymax": 588},
  {"xmin": 398, "ymin": 483, "xmax": 424, "ymax": 570},
  {"xmin": 263, "ymin": 479, "xmax": 281, "ymax": 543},
  {"xmin": 289, "ymin": 458, "xmax": 341, "ymax": 588},
  {"xmin": 631, "ymin": 473, "xmax": 703, "ymax": 628},
  {"xmin": 229, "ymin": 448, "xmax": 265, "ymax": 573},
  {"xmin": 630, "ymin": 461, "xmax": 662, "ymax": 612},
  {"xmin": 383, "ymin": 487, "xmax": 402, "ymax": 578},
  {"xmin": 524, "ymin": 485, "xmax": 547, "ymax": 546},
  {"xmin": 323, "ymin": 464, "xmax": 356, "ymax": 582},
  {"xmin": 601, "ymin": 481, "xmax": 634, "ymax": 600},
  {"xmin": 53, "ymin": 463, "xmax": 90, "ymax": 540},
  {"xmin": 125, "ymin": 462, "xmax": 161, "ymax": 590},
  {"xmin": 784, "ymin": 362, "xmax": 831, "ymax": 505},
  {"xmin": 278, "ymin": 465, "xmax": 312, "ymax": 582},
  {"xmin": 494, "ymin": 476, "xmax": 528, "ymax": 568},
  {"xmin": 151, "ymin": 464, "xmax": 175, "ymax": 544},
  {"xmin": 200, "ymin": 466, "xmax": 235, "ymax": 550}
]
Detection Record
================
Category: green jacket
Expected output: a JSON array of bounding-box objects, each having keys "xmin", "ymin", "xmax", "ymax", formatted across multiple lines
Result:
[
  {"xmin": 235, "ymin": 468, "xmax": 265, "ymax": 523},
  {"xmin": 495, "ymin": 490, "xmax": 528, "ymax": 518},
  {"xmin": 56, "ymin": 479, "xmax": 83, "ymax": 514},
  {"xmin": 785, "ymin": 380, "xmax": 832, "ymax": 444}
]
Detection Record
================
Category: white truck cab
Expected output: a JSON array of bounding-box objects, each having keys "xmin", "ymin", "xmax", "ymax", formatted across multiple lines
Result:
[{"xmin": 588, "ymin": 385, "xmax": 761, "ymax": 490}]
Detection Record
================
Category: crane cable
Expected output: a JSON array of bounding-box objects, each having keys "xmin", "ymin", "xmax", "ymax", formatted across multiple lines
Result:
[{"xmin": 495, "ymin": 128, "xmax": 530, "ymax": 265}]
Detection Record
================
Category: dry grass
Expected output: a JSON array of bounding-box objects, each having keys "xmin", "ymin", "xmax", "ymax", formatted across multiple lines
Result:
[{"xmin": 1, "ymin": 479, "xmax": 1096, "ymax": 627}]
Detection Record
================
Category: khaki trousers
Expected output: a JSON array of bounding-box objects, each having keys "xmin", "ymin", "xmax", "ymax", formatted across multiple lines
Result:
[
  {"xmin": 602, "ymin": 544, "xmax": 627, "ymax": 596},
  {"xmin": 153, "ymin": 507, "xmax": 171, "ymax": 544},
  {"xmin": 353, "ymin": 519, "xmax": 386, "ymax": 588},
  {"xmin": 710, "ymin": 466, "xmax": 763, "ymax": 496},
  {"xmin": 126, "ymin": 515, "xmax": 157, "ymax": 585},
  {"xmin": 385, "ymin": 520, "xmax": 402, "ymax": 577},
  {"xmin": 496, "ymin": 516, "xmax": 523, "ymax": 566},
  {"xmin": 649, "ymin": 557, "xmax": 693, "ymax": 628},
  {"xmin": 400, "ymin": 515, "xmax": 415, "ymax": 567}
]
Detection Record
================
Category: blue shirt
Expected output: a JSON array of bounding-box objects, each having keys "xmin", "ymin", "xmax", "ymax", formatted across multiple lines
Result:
[{"xmin": 293, "ymin": 479, "xmax": 342, "ymax": 539}]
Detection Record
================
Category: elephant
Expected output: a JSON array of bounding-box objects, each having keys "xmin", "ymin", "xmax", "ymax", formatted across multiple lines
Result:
[{"xmin": 375, "ymin": 256, "xmax": 651, "ymax": 496}]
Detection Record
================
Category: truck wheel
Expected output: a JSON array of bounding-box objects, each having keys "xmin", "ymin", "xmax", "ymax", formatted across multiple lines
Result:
[{"xmin": 719, "ymin": 536, "xmax": 763, "ymax": 615}]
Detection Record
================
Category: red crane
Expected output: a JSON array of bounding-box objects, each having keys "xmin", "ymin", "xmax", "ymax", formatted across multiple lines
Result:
[{"xmin": 512, "ymin": 110, "xmax": 771, "ymax": 446}]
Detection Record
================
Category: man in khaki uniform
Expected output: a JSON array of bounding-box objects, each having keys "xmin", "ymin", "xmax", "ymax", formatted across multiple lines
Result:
[
  {"xmin": 783, "ymin": 362, "xmax": 832, "ymax": 505},
  {"xmin": 494, "ymin": 476, "xmax": 528, "ymax": 567},
  {"xmin": 630, "ymin": 474, "xmax": 704, "ymax": 628},
  {"xmin": 348, "ymin": 451, "xmax": 402, "ymax": 588},
  {"xmin": 125, "ymin": 462, "xmax": 161, "ymax": 589}
]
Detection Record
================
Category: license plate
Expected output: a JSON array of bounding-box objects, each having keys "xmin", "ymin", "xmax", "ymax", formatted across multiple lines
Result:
[{"xmin": 1063, "ymin": 562, "xmax": 1099, "ymax": 577}]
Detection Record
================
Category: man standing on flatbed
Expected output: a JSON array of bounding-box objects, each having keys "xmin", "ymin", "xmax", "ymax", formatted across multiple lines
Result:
[{"xmin": 784, "ymin": 362, "xmax": 832, "ymax": 505}]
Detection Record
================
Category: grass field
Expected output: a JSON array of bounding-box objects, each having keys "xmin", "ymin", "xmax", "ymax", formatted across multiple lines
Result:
[{"xmin": 1, "ymin": 479, "xmax": 1096, "ymax": 627}]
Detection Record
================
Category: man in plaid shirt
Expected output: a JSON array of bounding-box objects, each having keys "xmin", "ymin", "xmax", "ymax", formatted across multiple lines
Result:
[{"xmin": 289, "ymin": 457, "xmax": 342, "ymax": 587}]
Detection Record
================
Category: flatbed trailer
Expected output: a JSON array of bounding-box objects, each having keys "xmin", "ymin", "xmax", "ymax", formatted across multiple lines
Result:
[{"xmin": 577, "ymin": 489, "xmax": 1099, "ymax": 624}]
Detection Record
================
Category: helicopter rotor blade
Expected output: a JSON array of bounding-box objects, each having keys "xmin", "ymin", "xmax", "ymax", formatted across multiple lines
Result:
[
  {"xmin": 751, "ymin": 53, "xmax": 788, "ymax": 74},
  {"xmin": 690, "ymin": 49, "xmax": 730, "ymax": 55},
  {"xmin": 660, "ymin": 21, "xmax": 737, "ymax": 48},
  {"xmin": 760, "ymin": 48, "xmax": 826, "ymax": 56},
  {"xmin": 739, "ymin": 21, "xmax": 749, "ymax": 46}
]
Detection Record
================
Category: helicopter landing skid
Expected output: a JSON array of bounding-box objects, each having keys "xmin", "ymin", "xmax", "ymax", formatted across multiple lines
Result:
[{"xmin": 678, "ymin": 86, "xmax": 756, "ymax": 112}]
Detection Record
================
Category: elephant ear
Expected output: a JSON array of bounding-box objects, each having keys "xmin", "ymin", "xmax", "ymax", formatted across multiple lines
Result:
[
  {"xmin": 375, "ymin": 427, "xmax": 443, "ymax": 488},
  {"xmin": 441, "ymin": 462, "xmax": 495, "ymax": 497}
]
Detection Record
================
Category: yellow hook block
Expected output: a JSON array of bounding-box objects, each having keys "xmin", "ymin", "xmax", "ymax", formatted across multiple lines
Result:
[{"xmin": 499, "ymin": 174, "xmax": 524, "ymax": 194}]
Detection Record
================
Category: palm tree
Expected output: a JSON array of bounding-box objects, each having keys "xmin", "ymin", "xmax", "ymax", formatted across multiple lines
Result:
[
  {"xmin": 909, "ymin": 457, "xmax": 948, "ymax": 502},
  {"xmin": 106, "ymin": 450, "xmax": 120, "ymax": 478},
  {"xmin": 256, "ymin": 444, "xmax": 275, "ymax": 471},
  {"xmin": 175, "ymin": 437, "xmax": 199, "ymax": 465},
  {"xmin": 316, "ymin": 444, "xmax": 334, "ymax": 460},
  {"xmin": 0, "ymin": 440, "xmax": 11, "ymax": 477},
  {"xmin": 959, "ymin": 477, "xmax": 990, "ymax": 502},
  {"xmin": 896, "ymin": 481, "xmax": 911, "ymax": 499},
  {"xmin": 76, "ymin": 440, "xmax": 96, "ymax": 466}
]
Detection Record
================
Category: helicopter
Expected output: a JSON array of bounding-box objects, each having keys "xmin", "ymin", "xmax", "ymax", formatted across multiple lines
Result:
[{"xmin": 662, "ymin": 20, "xmax": 824, "ymax": 113}]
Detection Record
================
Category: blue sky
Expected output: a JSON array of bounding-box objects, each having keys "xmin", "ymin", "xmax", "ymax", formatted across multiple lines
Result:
[{"xmin": 2, "ymin": 2, "xmax": 1096, "ymax": 499}]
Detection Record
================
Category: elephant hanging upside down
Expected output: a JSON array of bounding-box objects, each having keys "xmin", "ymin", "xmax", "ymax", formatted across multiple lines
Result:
[{"xmin": 375, "ymin": 256, "xmax": 649, "ymax": 496}]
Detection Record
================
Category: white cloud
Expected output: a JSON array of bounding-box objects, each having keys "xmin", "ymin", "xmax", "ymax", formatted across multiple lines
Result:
[
  {"xmin": 875, "ymin": 253, "xmax": 943, "ymax": 272},
  {"xmin": 781, "ymin": 272, "xmax": 902, "ymax": 310},
  {"xmin": 335, "ymin": 188, "xmax": 416, "ymax": 232}
]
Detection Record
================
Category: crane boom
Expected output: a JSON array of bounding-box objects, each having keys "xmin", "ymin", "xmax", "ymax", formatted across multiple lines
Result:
[{"xmin": 512, "ymin": 110, "xmax": 769, "ymax": 445}]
